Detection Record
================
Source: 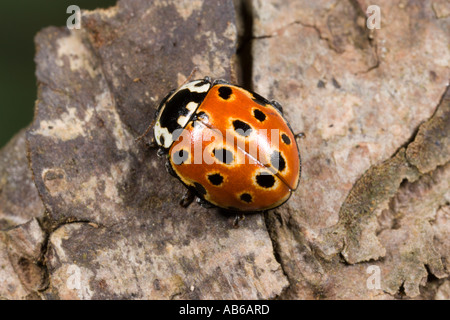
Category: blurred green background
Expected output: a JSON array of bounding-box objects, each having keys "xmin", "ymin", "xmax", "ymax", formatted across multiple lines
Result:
[{"xmin": 0, "ymin": 0, "xmax": 116, "ymax": 149}]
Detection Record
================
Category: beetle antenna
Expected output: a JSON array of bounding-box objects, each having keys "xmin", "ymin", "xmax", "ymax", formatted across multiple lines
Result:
[
  {"xmin": 181, "ymin": 66, "xmax": 199, "ymax": 86},
  {"xmin": 135, "ymin": 119, "xmax": 155, "ymax": 143}
]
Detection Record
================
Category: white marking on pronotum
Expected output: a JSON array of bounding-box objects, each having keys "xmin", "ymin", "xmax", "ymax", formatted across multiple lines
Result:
[
  {"xmin": 177, "ymin": 101, "xmax": 198, "ymax": 126},
  {"xmin": 177, "ymin": 116, "xmax": 187, "ymax": 126},
  {"xmin": 154, "ymin": 121, "xmax": 172, "ymax": 149},
  {"xmin": 154, "ymin": 80, "xmax": 210, "ymax": 149},
  {"xmin": 186, "ymin": 101, "xmax": 198, "ymax": 111},
  {"xmin": 182, "ymin": 80, "xmax": 210, "ymax": 93}
]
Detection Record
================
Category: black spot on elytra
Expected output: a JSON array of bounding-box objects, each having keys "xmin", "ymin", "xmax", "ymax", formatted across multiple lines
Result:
[
  {"xmin": 208, "ymin": 173, "xmax": 224, "ymax": 186},
  {"xmin": 213, "ymin": 148, "xmax": 234, "ymax": 164},
  {"xmin": 194, "ymin": 182, "xmax": 207, "ymax": 196},
  {"xmin": 270, "ymin": 151, "xmax": 286, "ymax": 172},
  {"xmin": 281, "ymin": 133, "xmax": 291, "ymax": 145},
  {"xmin": 233, "ymin": 120, "xmax": 252, "ymax": 137},
  {"xmin": 253, "ymin": 109, "xmax": 266, "ymax": 122},
  {"xmin": 240, "ymin": 193, "xmax": 252, "ymax": 203},
  {"xmin": 173, "ymin": 149, "xmax": 189, "ymax": 165},
  {"xmin": 256, "ymin": 173, "xmax": 275, "ymax": 188},
  {"xmin": 218, "ymin": 86, "xmax": 233, "ymax": 100}
]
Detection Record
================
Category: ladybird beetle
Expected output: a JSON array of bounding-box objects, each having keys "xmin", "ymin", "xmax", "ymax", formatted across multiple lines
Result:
[{"xmin": 147, "ymin": 77, "xmax": 301, "ymax": 212}]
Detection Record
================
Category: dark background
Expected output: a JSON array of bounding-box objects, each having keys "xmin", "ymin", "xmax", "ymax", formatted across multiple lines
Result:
[{"xmin": 0, "ymin": 0, "xmax": 116, "ymax": 149}]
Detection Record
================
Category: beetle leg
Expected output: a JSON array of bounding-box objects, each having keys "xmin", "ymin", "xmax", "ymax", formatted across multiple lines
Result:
[
  {"xmin": 294, "ymin": 132, "xmax": 306, "ymax": 139},
  {"xmin": 165, "ymin": 160, "xmax": 176, "ymax": 177},
  {"xmin": 196, "ymin": 197, "xmax": 214, "ymax": 209},
  {"xmin": 145, "ymin": 138, "xmax": 158, "ymax": 149},
  {"xmin": 270, "ymin": 100, "xmax": 284, "ymax": 114},
  {"xmin": 213, "ymin": 79, "xmax": 231, "ymax": 86},
  {"xmin": 180, "ymin": 188, "xmax": 196, "ymax": 208},
  {"xmin": 233, "ymin": 213, "xmax": 245, "ymax": 228},
  {"xmin": 157, "ymin": 148, "xmax": 167, "ymax": 158}
]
